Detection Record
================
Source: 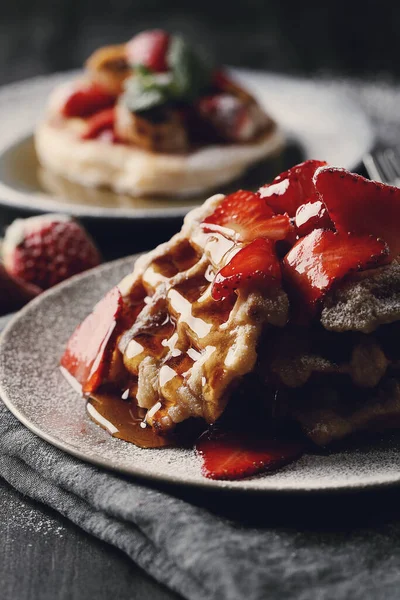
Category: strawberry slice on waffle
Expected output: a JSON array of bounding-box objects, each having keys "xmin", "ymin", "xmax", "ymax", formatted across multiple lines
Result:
[
  {"xmin": 295, "ymin": 199, "xmax": 333, "ymax": 238},
  {"xmin": 259, "ymin": 159, "xmax": 327, "ymax": 217},
  {"xmin": 81, "ymin": 108, "xmax": 116, "ymax": 140},
  {"xmin": 62, "ymin": 83, "xmax": 116, "ymax": 118},
  {"xmin": 314, "ymin": 167, "xmax": 400, "ymax": 258},
  {"xmin": 283, "ymin": 228, "xmax": 390, "ymax": 308},
  {"xmin": 61, "ymin": 287, "xmax": 124, "ymax": 394},
  {"xmin": 203, "ymin": 190, "xmax": 292, "ymax": 242},
  {"xmin": 212, "ymin": 238, "xmax": 281, "ymax": 301},
  {"xmin": 126, "ymin": 29, "xmax": 170, "ymax": 72}
]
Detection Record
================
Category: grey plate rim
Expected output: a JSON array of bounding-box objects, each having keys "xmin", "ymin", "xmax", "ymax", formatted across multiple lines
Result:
[
  {"xmin": 0, "ymin": 69, "xmax": 375, "ymax": 221},
  {"xmin": 2, "ymin": 255, "xmax": 400, "ymax": 495}
]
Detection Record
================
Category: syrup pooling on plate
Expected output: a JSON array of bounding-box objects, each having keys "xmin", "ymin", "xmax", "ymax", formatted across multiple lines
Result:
[{"xmin": 87, "ymin": 391, "xmax": 170, "ymax": 448}]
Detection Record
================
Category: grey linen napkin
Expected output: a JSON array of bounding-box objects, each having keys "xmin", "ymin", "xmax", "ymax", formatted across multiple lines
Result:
[{"xmin": 3, "ymin": 80, "xmax": 400, "ymax": 599}]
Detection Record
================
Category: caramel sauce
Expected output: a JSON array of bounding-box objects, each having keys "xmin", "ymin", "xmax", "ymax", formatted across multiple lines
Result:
[{"xmin": 87, "ymin": 391, "xmax": 171, "ymax": 448}]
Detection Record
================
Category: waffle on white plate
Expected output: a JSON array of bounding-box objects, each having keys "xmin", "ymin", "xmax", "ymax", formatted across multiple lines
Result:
[
  {"xmin": 61, "ymin": 159, "xmax": 400, "ymax": 477},
  {"xmin": 35, "ymin": 29, "xmax": 283, "ymax": 198}
]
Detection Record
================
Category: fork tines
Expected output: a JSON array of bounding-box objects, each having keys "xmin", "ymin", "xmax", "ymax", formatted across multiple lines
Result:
[{"xmin": 363, "ymin": 147, "xmax": 400, "ymax": 187}]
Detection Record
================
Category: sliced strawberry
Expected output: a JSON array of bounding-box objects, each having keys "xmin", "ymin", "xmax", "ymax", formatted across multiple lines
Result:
[
  {"xmin": 314, "ymin": 167, "xmax": 400, "ymax": 257},
  {"xmin": 258, "ymin": 160, "xmax": 327, "ymax": 217},
  {"xmin": 62, "ymin": 83, "xmax": 116, "ymax": 118},
  {"xmin": 212, "ymin": 238, "xmax": 281, "ymax": 301},
  {"xmin": 203, "ymin": 190, "xmax": 292, "ymax": 242},
  {"xmin": 81, "ymin": 108, "xmax": 115, "ymax": 140},
  {"xmin": 197, "ymin": 94, "xmax": 258, "ymax": 142},
  {"xmin": 283, "ymin": 229, "xmax": 389, "ymax": 308},
  {"xmin": 295, "ymin": 200, "xmax": 333, "ymax": 237},
  {"xmin": 60, "ymin": 287, "xmax": 123, "ymax": 394},
  {"xmin": 196, "ymin": 430, "xmax": 304, "ymax": 480},
  {"xmin": 126, "ymin": 30, "xmax": 170, "ymax": 72}
]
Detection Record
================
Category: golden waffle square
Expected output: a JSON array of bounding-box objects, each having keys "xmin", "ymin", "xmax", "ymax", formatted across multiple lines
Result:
[{"xmin": 116, "ymin": 194, "xmax": 289, "ymax": 431}]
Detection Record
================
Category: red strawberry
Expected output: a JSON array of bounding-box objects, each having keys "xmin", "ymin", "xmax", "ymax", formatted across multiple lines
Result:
[
  {"xmin": 3, "ymin": 215, "xmax": 101, "ymax": 290},
  {"xmin": 61, "ymin": 287, "xmax": 123, "ymax": 394},
  {"xmin": 0, "ymin": 263, "xmax": 41, "ymax": 316},
  {"xmin": 196, "ymin": 430, "xmax": 304, "ymax": 480},
  {"xmin": 212, "ymin": 238, "xmax": 281, "ymax": 301},
  {"xmin": 81, "ymin": 108, "xmax": 115, "ymax": 140},
  {"xmin": 197, "ymin": 94, "xmax": 257, "ymax": 142},
  {"xmin": 258, "ymin": 159, "xmax": 327, "ymax": 217},
  {"xmin": 283, "ymin": 228, "xmax": 389, "ymax": 308},
  {"xmin": 126, "ymin": 30, "xmax": 170, "ymax": 72},
  {"xmin": 314, "ymin": 167, "xmax": 400, "ymax": 258},
  {"xmin": 295, "ymin": 200, "xmax": 333, "ymax": 237},
  {"xmin": 62, "ymin": 83, "xmax": 116, "ymax": 118},
  {"xmin": 203, "ymin": 190, "xmax": 292, "ymax": 242}
]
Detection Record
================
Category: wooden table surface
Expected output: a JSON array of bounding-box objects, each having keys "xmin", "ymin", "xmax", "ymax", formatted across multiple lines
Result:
[{"xmin": 0, "ymin": 478, "xmax": 181, "ymax": 600}]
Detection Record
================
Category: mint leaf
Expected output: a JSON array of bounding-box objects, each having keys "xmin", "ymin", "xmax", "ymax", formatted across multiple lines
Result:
[
  {"xmin": 122, "ymin": 73, "xmax": 171, "ymax": 112},
  {"xmin": 124, "ymin": 86, "xmax": 166, "ymax": 112},
  {"xmin": 122, "ymin": 35, "xmax": 213, "ymax": 114},
  {"xmin": 168, "ymin": 35, "xmax": 212, "ymax": 100}
]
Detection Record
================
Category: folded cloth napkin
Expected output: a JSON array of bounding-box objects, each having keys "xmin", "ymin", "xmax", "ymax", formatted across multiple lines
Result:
[{"xmin": 3, "ymin": 316, "xmax": 400, "ymax": 599}]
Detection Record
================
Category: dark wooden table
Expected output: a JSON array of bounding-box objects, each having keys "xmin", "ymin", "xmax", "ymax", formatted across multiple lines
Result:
[{"xmin": 0, "ymin": 478, "xmax": 181, "ymax": 600}]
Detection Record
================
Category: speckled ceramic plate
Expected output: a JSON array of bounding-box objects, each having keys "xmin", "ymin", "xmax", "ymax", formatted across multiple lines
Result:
[
  {"xmin": 0, "ymin": 70, "xmax": 374, "ymax": 221},
  {"xmin": 2, "ymin": 255, "xmax": 400, "ymax": 494}
]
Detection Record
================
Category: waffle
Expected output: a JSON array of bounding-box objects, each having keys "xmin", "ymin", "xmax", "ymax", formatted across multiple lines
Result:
[
  {"xmin": 62, "ymin": 161, "xmax": 400, "ymax": 452},
  {"xmin": 261, "ymin": 323, "xmax": 400, "ymax": 389},
  {"xmin": 321, "ymin": 259, "xmax": 400, "ymax": 333},
  {"xmin": 292, "ymin": 375, "xmax": 400, "ymax": 446},
  {"xmin": 115, "ymin": 194, "xmax": 289, "ymax": 432}
]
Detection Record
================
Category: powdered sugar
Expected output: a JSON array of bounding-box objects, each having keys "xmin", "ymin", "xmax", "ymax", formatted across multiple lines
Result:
[
  {"xmin": 0, "ymin": 495, "xmax": 65, "ymax": 538},
  {"xmin": 321, "ymin": 260, "xmax": 400, "ymax": 333}
]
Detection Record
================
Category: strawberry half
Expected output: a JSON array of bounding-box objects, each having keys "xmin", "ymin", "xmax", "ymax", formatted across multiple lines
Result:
[
  {"xmin": 126, "ymin": 29, "xmax": 170, "ymax": 72},
  {"xmin": 258, "ymin": 159, "xmax": 327, "ymax": 217},
  {"xmin": 62, "ymin": 83, "xmax": 116, "ymax": 118},
  {"xmin": 196, "ymin": 430, "xmax": 304, "ymax": 480},
  {"xmin": 283, "ymin": 228, "xmax": 389, "ymax": 308},
  {"xmin": 81, "ymin": 108, "xmax": 115, "ymax": 140},
  {"xmin": 212, "ymin": 238, "xmax": 281, "ymax": 301},
  {"xmin": 295, "ymin": 199, "xmax": 333, "ymax": 238},
  {"xmin": 61, "ymin": 286, "xmax": 123, "ymax": 394},
  {"xmin": 314, "ymin": 167, "xmax": 400, "ymax": 257},
  {"xmin": 203, "ymin": 190, "xmax": 292, "ymax": 242}
]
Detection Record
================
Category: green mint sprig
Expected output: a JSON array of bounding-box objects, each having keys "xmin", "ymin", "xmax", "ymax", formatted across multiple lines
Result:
[{"xmin": 122, "ymin": 35, "xmax": 213, "ymax": 114}]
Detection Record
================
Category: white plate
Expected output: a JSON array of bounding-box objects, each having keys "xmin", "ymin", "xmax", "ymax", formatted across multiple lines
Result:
[
  {"xmin": 0, "ymin": 70, "xmax": 374, "ymax": 221},
  {"xmin": 2, "ymin": 256, "xmax": 400, "ymax": 494}
]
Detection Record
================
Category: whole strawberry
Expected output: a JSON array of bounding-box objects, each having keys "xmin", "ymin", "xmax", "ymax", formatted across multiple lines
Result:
[{"xmin": 3, "ymin": 214, "xmax": 101, "ymax": 290}]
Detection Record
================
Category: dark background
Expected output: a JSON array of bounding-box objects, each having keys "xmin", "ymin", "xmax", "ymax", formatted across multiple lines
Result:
[{"xmin": 0, "ymin": 0, "xmax": 398, "ymax": 85}]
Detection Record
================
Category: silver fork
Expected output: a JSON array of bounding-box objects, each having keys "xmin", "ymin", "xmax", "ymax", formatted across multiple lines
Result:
[{"xmin": 363, "ymin": 147, "xmax": 400, "ymax": 186}]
